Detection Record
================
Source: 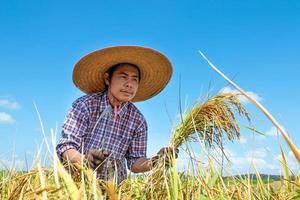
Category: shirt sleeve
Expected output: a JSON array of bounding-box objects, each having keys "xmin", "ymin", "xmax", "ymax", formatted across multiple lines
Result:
[
  {"xmin": 125, "ymin": 118, "xmax": 148, "ymax": 169},
  {"xmin": 56, "ymin": 98, "xmax": 89, "ymax": 160}
]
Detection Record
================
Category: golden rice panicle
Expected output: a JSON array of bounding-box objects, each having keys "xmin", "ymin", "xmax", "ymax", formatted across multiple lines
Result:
[{"xmin": 171, "ymin": 92, "xmax": 250, "ymax": 150}]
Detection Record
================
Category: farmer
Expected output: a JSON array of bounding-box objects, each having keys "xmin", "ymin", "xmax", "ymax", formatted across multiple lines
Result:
[{"xmin": 56, "ymin": 46, "xmax": 177, "ymax": 184}]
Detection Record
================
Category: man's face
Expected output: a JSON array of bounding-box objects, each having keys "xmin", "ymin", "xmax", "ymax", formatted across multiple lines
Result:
[{"xmin": 105, "ymin": 64, "xmax": 140, "ymax": 102}]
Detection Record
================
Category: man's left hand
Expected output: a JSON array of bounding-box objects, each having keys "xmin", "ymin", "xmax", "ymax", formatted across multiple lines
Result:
[{"xmin": 151, "ymin": 147, "xmax": 179, "ymax": 168}]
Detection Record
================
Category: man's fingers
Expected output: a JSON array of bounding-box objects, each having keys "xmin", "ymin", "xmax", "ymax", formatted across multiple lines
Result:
[
  {"xmin": 88, "ymin": 156, "xmax": 96, "ymax": 169},
  {"xmin": 166, "ymin": 147, "xmax": 179, "ymax": 156},
  {"xmin": 90, "ymin": 150, "xmax": 102, "ymax": 159},
  {"xmin": 102, "ymin": 150, "xmax": 109, "ymax": 156},
  {"xmin": 87, "ymin": 149, "xmax": 110, "ymax": 170},
  {"xmin": 93, "ymin": 159, "xmax": 102, "ymax": 166},
  {"xmin": 157, "ymin": 147, "xmax": 179, "ymax": 159},
  {"xmin": 91, "ymin": 150, "xmax": 109, "ymax": 160},
  {"xmin": 158, "ymin": 147, "xmax": 170, "ymax": 155},
  {"xmin": 175, "ymin": 149, "xmax": 179, "ymax": 158}
]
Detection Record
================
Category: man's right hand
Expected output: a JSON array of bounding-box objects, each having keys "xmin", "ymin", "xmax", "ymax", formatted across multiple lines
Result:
[{"xmin": 86, "ymin": 149, "xmax": 109, "ymax": 170}]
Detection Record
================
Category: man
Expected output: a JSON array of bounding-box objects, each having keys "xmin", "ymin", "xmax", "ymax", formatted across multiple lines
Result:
[{"xmin": 56, "ymin": 46, "xmax": 176, "ymax": 184}]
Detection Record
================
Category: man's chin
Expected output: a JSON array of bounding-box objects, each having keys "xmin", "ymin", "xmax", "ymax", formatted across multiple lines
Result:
[{"xmin": 118, "ymin": 95, "xmax": 134, "ymax": 102}]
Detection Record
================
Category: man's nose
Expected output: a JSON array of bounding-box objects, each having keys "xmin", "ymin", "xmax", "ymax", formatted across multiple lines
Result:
[{"xmin": 125, "ymin": 80, "xmax": 133, "ymax": 88}]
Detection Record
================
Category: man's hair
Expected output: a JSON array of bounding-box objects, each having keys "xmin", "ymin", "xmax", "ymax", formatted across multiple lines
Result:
[{"xmin": 104, "ymin": 63, "xmax": 141, "ymax": 89}]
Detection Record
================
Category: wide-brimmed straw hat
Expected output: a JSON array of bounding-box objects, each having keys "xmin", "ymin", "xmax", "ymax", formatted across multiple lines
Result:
[{"xmin": 73, "ymin": 46, "xmax": 173, "ymax": 102}]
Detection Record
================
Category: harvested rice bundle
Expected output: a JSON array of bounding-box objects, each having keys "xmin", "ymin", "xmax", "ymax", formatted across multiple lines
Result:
[
  {"xmin": 147, "ymin": 92, "xmax": 251, "ymax": 199},
  {"xmin": 170, "ymin": 92, "xmax": 250, "ymax": 150}
]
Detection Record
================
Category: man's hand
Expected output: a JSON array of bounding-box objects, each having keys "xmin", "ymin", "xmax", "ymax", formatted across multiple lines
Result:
[
  {"xmin": 130, "ymin": 148, "xmax": 179, "ymax": 173},
  {"xmin": 86, "ymin": 149, "xmax": 109, "ymax": 170},
  {"xmin": 157, "ymin": 147, "xmax": 179, "ymax": 157},
  {"xmin": 151, "ymin": 147, "xmax": 179, "ymax": 168}
]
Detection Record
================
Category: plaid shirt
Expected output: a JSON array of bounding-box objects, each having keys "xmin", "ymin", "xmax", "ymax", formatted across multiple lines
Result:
[{"xmin": 56, "ymin": 90, "xmax": 147, "ymax": 183}]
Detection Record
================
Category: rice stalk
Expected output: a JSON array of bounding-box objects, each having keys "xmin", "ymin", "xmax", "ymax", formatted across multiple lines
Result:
[
  {"xmin": 56, "ymin": 160, "xmax": 79, "ymax": 200},
  {"xmin": 37, "ymin": 164, "xmax": 47, "ymax": 200},
  {"xmin": 104, "ymin": 179, "xmax": 118, "ymax": 200},
  {"xmin": 280, "ymin": 145, "xmax": 290, "ymax": 183},
  {"xmin": 199, "ymin": 51, "xmax": 300, "ymax": 164},
  {"xmin": 148, "ymin": 92, "xmax": 250, "ymax": 199}
]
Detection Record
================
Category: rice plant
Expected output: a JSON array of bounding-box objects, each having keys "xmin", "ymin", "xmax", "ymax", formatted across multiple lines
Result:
[{"xmin": 0, "ymin": 92, "xmax": 299, "ymax": 199}]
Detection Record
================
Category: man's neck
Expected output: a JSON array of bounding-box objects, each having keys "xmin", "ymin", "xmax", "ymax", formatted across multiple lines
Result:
[{"xmin": 107, "ymin": 90, "xmax": 123, "ymax": 107}]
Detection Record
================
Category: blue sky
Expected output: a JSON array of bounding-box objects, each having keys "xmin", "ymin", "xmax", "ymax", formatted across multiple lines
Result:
[{"xmin": 0, "ymin": 0, "xmax": 299, "ymax": 174}]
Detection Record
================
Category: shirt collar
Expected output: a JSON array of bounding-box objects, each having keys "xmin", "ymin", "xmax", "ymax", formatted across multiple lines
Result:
[{"xmin": 102, "ymin": 90, "xmax": 129, "ymax": 118}]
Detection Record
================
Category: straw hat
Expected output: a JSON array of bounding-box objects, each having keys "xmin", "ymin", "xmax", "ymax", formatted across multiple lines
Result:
[{"xmin": 73, "ymin": 46, "xmax": 173, "ymax": 102}]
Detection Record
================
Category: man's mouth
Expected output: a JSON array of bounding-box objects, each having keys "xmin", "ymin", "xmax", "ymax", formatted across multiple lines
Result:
[{"xmin": 121, "ymin": 90, "xmax": 133, "ymax": 95}]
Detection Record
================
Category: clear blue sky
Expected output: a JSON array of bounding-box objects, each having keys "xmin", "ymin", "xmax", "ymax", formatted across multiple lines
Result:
[{"xmin": 0, "ymin": 0, "xmax": 299, "ymax": 174}]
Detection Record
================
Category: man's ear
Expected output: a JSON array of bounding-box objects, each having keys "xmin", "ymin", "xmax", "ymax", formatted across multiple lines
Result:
[{"xmin": 104, "ymin": 73, "xmax": 110, "ymax": 85}]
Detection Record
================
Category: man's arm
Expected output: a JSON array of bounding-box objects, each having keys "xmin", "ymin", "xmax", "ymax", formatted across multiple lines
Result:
[
  {"xmin": 56, "ymin": 98, "xmax": 89, "ymax": 161},
  {"xmin": 62, "ymin": 149, "xmax": 84, "ymax": 164}
]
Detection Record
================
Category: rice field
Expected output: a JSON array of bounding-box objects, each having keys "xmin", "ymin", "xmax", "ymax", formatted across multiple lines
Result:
[{"xmin": 1, "ymin": 91, "xmax": 299, "ymax": 200}]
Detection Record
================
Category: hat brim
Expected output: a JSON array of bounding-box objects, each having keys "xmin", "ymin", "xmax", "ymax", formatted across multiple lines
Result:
[{"xmin": 73, "ymin": 46, "xmax": 173, "ymax": 102}]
